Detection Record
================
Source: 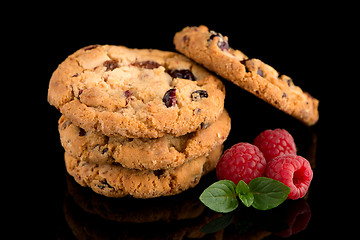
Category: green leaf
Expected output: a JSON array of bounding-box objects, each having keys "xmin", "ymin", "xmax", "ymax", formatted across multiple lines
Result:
[
  {"xmin": 199, "ymin": 180, "xmax": 238, "ymax": 213},
  {"xmin": 236, "ymin": 180, "xmax": 254, "ymax": 207},
  {"xmin": 249, "ymin": 177, "xmax": 291, "ymax": 210}
]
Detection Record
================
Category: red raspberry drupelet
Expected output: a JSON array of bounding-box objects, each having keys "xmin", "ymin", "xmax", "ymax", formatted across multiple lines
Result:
[
  {"xmin": 265, "ymin": 155, "xmax": 313, "ymax": 200},
  {"xmin": 216, "ymin": 143, "xmax": 267, "ymax": 184},
  {"xmin": 253, "ymin": 129, "xmax": 297, "ymax": 162}
]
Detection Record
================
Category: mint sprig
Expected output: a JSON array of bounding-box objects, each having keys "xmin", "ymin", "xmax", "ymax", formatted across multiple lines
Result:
[{"xmin": 199, "ymin": 177, "xmax": 290, "ymax": 212}]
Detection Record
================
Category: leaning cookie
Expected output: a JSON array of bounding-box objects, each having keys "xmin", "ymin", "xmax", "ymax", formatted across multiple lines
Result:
[
  {"xmin": 64, "ymin": 144, "xmax": 222, "ymax": 198},
  {"xmin": 174, "ymin": 25, "xmax": 319, "ymax": 126},
  {"xmin": 48, "ymin": 45, "xmax": 225, "ymax": 138},
  {"xmin": 59, "ymin": 110, "xmax": 230, "ymax": 170}
]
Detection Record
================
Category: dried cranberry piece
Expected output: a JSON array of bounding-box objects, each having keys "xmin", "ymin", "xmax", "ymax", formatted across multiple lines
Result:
[
  {"xmin": 103, "ymin": 60, "xmax": 119, "ymax": 71},
  {"xmin": 208, "ymin": 31, "xmax": 221, "ymax": 41},
  {"xmin": 167, "ymin": 69, "xmax": 196, "ymax": 81},
  {"xmin": 131, "ymin": 61, "xmax": 161, "ymax": 69},
  {"xmin": 84, "ymin": 45, "xmax": 98, "ymax": 51},
  {"xmin": 191, "ymin": 90, "xmax": 208, "ymax": 101},
  {"xmin": 257, "ymin": 68, "xmax": 264, "ymax": 77},
  {"xmin": 124, "ymin": 90, "xmax": 132, "ymax": 105},
  {"xmin": 217, "ymin": 40, "xmax": 229, "ymax": 51},
  {"xmin": 124, "ymin": 90, "xmax": 132, "ymax": 98},
  {"xmin": 163, "ymin": 89, "xmax": 177, "ymax": 108},
  {"xmin": 208, "ymin": 31, "xmax": 229, "ymax": 51}
]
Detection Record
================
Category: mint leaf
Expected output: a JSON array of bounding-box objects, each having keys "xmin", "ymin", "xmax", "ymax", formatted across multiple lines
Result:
[
  {"xmin": 236, "ymin": 180, "xmax": 254, "ymax": 207},
  {"xmin": 249, "ymin": 177, "xmax": 291, "ymax": 210},
  {"xmin": 199, "ymin": 180, "xmax": 238, "ymax": 213}
]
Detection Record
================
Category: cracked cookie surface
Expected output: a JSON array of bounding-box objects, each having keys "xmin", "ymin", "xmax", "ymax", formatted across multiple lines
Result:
[
  {"xmin": 48, "ymin": 45, "xmax": 225, "ymax": 138},
  {"xmin": 64, "ymin": 144, "xmax": 222, "ymax": 198},
  {"xmin": 59, "ymin": 110, "xmax": 230, "ymax": 170},
  {"xmin": 174, "ymin": 25, "xmax": 319, "ymax": 126}
]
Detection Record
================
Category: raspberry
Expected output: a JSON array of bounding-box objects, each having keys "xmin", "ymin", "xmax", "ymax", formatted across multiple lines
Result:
[
  {"xmin": 216, "ymin": 143, "xmax": 267, "ymax": 184},
  {"xmin": 253, "ymin": 129, "xmax": 297, "ymax": 162},
  {"xmin": 265, "ymin": 155, "xmax": 313, "ymax": 200}
]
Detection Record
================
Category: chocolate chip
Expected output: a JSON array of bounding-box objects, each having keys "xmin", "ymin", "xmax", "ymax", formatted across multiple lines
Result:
[
  {"xmin": 79, "ymin": 128, "xmax": 86, "ymax": 136},
  {"xmin": 102, "ymin": 148, "xmax": 108, "ymax": 154},
  {"xmin": 282, "ymin": 92, "xmax": 287, "ymax": 98},
  {"xmin": 286, "ymin": 78, "xmax": 294, "ymax": 87},
  {"xmin": 182, "ymin": 35, "xmax": 189, "ymax": 43},
  {"xmin": 154, "ymin": 170, "xmax": 165, "ymax": 177},
  {"xmin": 103, "ymin": 60, "xmax": 119, "ymax": 71},
  {"xmin": 200, "ymin": 122, "xmax": 210, "ymax": 129},
  {"xmin": 240, "ymin": 60, "xmax": 250, "ymax": 72},
  {"xmin": 192, "ymin": 176, "xmax": 199, "ymax": 184},
  {"xmin": 163, "ymin": 89, "xmax": 177, "ymax": 108},
  {"xmin": 131, "ymin": 61, "xmax": 161, "ymax": 69},
  {"xmin": 97, "ymin": 179, "xmax": 114, "ymax": 190},
  {"xmin": 72, "ymin": 73, "xmax": 79, "ymax": 77},
  {"xmin": 191, "ymin": 90, "xmax": 208, "ymax": 101},
  {"xmin": 167, "ymin": 69, "xmax": 196, "ymax": 81}
]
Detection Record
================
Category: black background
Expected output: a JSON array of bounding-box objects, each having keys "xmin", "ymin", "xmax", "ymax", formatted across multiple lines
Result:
[{"xmin": 9, "ymin": 8, "xmax": 355, "ymax": 239}]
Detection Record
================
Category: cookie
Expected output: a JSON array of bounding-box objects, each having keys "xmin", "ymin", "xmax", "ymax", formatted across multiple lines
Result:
[
  {"xmin": 59, "ymin": 109, "xmax": 230, "ymax": 170},
  {"xmin": 174, "ymin": 25, "xmax": 319, "ymax": 126},
  {"xmin": 64, "ymin": 144, "xmax": 222, "ymax": 198},
  {"xmin": 48, "ymin": 45, "xmax": 225, "ymax": 138}
]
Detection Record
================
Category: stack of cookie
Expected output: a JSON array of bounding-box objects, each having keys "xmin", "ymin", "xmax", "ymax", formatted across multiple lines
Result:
[{"xmin": 48, "ymin": 45, "xmax": 230, "ymax": 198}]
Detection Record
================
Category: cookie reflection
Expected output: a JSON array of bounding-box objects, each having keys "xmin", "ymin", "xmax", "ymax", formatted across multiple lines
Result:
[
  {"xmin": 61, "ymin": 173, "xmax": 312, "ymax": 239},
  {"xmin": 61, "ymin": 173, "xmax": 223, "ymax": 239}
]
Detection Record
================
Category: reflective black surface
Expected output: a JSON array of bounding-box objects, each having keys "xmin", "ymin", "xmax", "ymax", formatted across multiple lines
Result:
[
  {"xmin": 52, "ymin": 105, "xmax": 319, "ymax": 239},
  {"xmin": 21, "ymin": 19, "xmax": 350, "ymax": 239}
]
